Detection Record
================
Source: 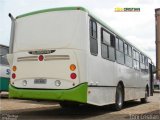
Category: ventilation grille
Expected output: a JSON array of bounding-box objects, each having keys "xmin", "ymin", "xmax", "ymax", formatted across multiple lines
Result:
[
  {"xmin": 17, "ymin": 55, "xmax": 70, "ymax": 62},
  {"xmin": 17, "ymin": 56, "xmax": 37, "ymax": 62},
  {"xmin": 44, "ymin": 55, "xmax": 70, "ymax": 61}
]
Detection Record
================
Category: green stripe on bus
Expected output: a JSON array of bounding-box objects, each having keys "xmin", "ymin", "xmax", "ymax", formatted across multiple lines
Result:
[
  {"xmin": 0, "ymin": 77, "xmax": 10, "ymax": 91},
  {"xmin": 9, "ymin": 83, "xmax": 88, "ymax": 103},
  {"xmin": 16, "ymin": 7, "xmax": 88, "ymax": 19}
]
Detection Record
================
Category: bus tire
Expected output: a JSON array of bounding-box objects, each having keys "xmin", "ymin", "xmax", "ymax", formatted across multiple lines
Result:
[
  {"xmin": 114, "ymin": 85, "xmax": 124, "ymax": 111},
  {"xmin": 141, "ymin": 87, "xmax": 148, "ymax": 103},
  {"xmin": 59, "ymin": 101, "xmax": 79, "ymax": 108}
]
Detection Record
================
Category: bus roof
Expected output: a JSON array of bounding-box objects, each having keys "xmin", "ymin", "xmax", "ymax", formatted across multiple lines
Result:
[
  {"xmin": 15, "ymin": 6, "xmax": 152, "ymax": 61},
  {"xmin": 16, "ymin": 7, "xmax": 88, "ymax": 19}
]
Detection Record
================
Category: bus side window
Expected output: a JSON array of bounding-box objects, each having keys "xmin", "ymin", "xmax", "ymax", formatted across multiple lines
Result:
[
  {"xmin": 136, "ymin": 52, "xmax": 140, "ymax": 70},
  {"xmin": 101, "ymin": 29, "xmax": 109, "ymax": 59},
  {"xmin": 133, "ymin": 50, "xmax": 137, "ymax": 69},
  {"xmin": 140, "ymin": 54, "xmax": 146, "ymax": 73},
  {"xmin": 116, "ymin": 39, "xmax": 124, "ymax": 64},
  {"xmin": 101, "ymin": 28, "xmax": 115, "ymax": 61},
  {"xmin": 116, "ymin": 38, "xmax": 119, "ymax": 50},
  {"xmin": 110, "ymin": 35, "xmax": 115, "ymax": 48},
  {"xmin": 128, "ymin": 45, "xmax": 132, "ymax": 57},
  {"xmin": 90, "ymin": 19, "xmax": 98, "ymax": 56},
  {"xmin": 133, "ymin": 50, "xmax": 140, "ymax": 70},
  {"xmin": 119, "ymin": 39, "xmax": 124, "ymax": 52},
  {"xmin": 124, "ymin": 43, "xmax": 128, "ymax": 55},
  {"xmin": 109, "ymin": 34, "xmax": 115, "ymax": 61},
  {"xmin": 144, "ymin": 56, "xmax": 149, "ymax": 73},
  {"xmin": 124, "ymin": 43, "xmax": 132, "ymax": 67}
]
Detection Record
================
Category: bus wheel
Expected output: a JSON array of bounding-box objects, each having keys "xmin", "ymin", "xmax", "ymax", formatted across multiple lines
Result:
[
  {"xmin": 141, "ymin": 88, "xmax": 148, "ymax": 103},
  {"xmin": 114, "ymin": 85, "xmax": 124, "ymax": 111},
  {"xmin": 59, "ymin": 101, "xmax": 79, "ymax": 108}
]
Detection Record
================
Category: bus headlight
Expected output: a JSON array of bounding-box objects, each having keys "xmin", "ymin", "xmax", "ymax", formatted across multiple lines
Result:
[
  {"xmin": 22, "ymin": 80, "xmax": 27, "ymax": 86},
  {"xmin": 55, "ymin": 80, "xmax": 61, "ymax": 86}
]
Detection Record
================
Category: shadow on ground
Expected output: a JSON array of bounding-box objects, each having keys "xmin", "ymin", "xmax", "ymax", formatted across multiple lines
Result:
[
  {"xmin": 1, "ymin": 100, "xmax": 148, "ymax": 120},
  {"xmin": 0, "ymin": 92, "xmax": 9, "ymax": 98}
]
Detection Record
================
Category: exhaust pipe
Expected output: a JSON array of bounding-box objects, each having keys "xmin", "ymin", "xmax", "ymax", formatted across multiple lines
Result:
[{"xmin": 8, "ymin": 13, "xmax": 15, "ymax": 54}]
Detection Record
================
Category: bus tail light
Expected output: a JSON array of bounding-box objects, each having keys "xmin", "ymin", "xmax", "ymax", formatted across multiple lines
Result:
[
  {"xmin": 12, "ymin": 73, "xmax": 16, "ymax": 79},
  {"xmin": 70, "ymin": 73, "xmax": 77, "ymax": 79},
  {"xmin": 12, "ymin": 66, "xmax": 17, "ymax": 71},
  {"xmin": 70, "ymin": 64, "xmax": 76, "ymax": 71},
  {"xmin": 38, "ymin": 55, "xmax": 44, "ymax": 61}
]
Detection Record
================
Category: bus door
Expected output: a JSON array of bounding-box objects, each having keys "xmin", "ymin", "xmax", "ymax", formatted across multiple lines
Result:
[{"xmin": 149, "ymin": 63, "xmax": 153, "ymax": 96}]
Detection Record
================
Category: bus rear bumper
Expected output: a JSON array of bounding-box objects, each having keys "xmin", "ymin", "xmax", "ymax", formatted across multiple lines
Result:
[{"xmin": 9, "ymin": 83, "xmax": 88, "ymax": 103}]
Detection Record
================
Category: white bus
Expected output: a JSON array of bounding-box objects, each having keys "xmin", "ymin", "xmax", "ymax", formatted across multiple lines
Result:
[
  {"xmin": 0, "ymin": 44, "xmax": 10, "ymax": 92},
  {"xmin": 8, "ymin": 7, "xmax": 154, "ymax": 110}
]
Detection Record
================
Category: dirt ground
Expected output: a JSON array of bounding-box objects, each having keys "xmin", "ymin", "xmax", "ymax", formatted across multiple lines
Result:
[{"xmin": 0, "ymin": 92, "xmax": 160, "ymax": 120}]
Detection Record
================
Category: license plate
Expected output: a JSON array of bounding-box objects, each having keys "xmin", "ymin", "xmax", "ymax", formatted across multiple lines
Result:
[{"xmin": 34, "ymin": 79, "xmax": 47, "ymax": 84}]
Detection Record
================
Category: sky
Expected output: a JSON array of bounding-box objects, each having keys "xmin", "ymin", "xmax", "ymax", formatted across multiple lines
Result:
[{"xmin": 0, "ymin": 0, "xmax": 159, "ymax": 64}]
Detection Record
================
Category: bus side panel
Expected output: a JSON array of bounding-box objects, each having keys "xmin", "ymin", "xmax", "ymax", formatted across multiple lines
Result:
[
  {"xmin": 87, "ymin": 87, "xmax": 116, "ymax": 106},
  {"xmin": 73, "ymin": 50, "xmax": 87, "ymax": 84},
  {"xmin": 86, "ymin": 22, "xmax": 117, "ymax": 105},
  {"xmin": 86, "ymin": 16, "xmax": 148, "ymax": 106},
  {"xmin": 86, "ymin": 55, "xmax": 117, "ymax": 105}
]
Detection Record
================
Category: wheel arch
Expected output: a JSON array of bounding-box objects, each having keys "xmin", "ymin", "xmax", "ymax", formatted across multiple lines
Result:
[
  {"xmin": 146, "ymin": 84, "xmax": 149, "ymax": 96},
  {"xmin": 117, "ymin": 81, "xmax": 125, "ymax": 99}
]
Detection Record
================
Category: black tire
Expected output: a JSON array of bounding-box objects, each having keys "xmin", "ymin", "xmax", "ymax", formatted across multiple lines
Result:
[
  {"xmin": 141, "ymin": 88, "xmax": 148, "ymax": 103},
  {"xmin": 59, "ymin": 101, "xmax": 79, "ymax": 108},
  {"xmin": 114, "ymin": 85, "xmax": 124, "ymax": 111}
]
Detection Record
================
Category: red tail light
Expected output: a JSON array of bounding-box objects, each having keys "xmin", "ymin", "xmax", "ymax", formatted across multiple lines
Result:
[
  {"xmin": 70, "ymin": 73, "xmax": 77, "ymax": 79},
  {"xmin": 38, "ymin": 55, "xmax": 44, "ymax": 61},
  {"xmin": 12, "ymin": 73, "xmax": 16, "ymax": 79}
]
